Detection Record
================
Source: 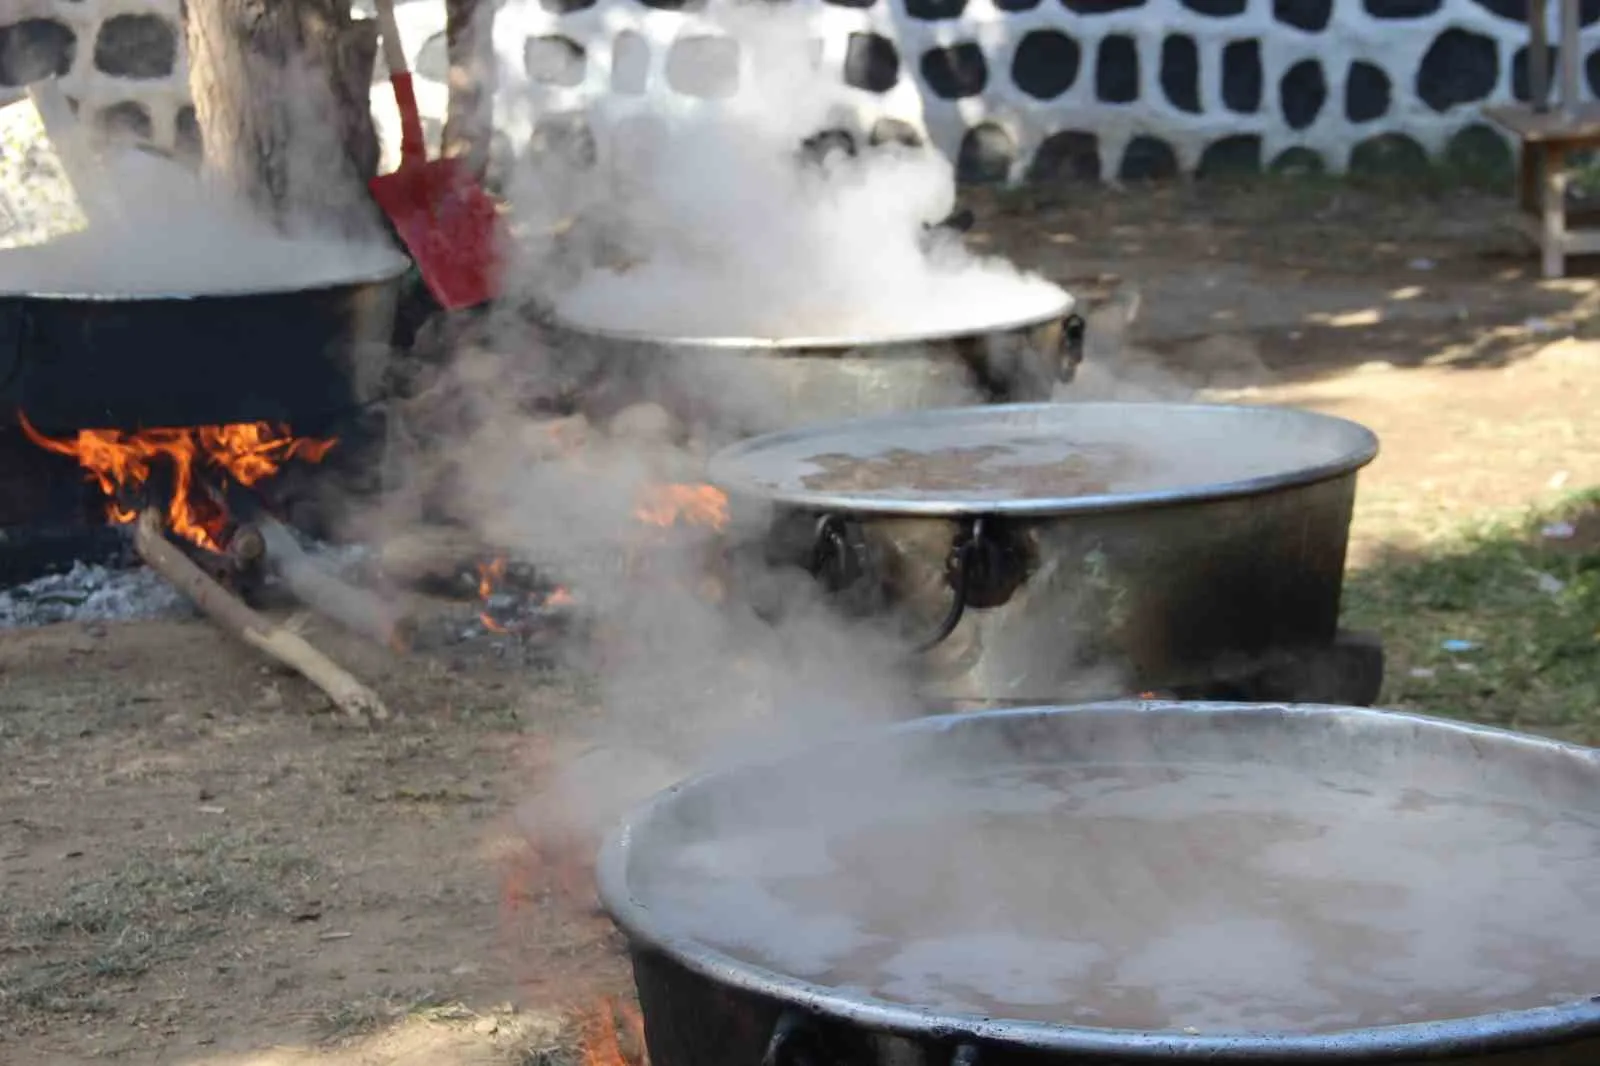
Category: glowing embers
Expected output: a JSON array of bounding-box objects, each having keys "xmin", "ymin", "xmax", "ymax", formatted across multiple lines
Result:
[{"xmin": 476, "ymin": 554, "xmax": 575, "ymax": 635}]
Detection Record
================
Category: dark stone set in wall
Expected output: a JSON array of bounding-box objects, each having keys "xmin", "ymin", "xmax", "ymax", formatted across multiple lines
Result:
[
  {"xmin": 524, "ymin": 0, "xmax": 1600, "ymax": 181},
  {"xmin": 0, "ymin": 10, "xmax": 198, "ymax": 156}
]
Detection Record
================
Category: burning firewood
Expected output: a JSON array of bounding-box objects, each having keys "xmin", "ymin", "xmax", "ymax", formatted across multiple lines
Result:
[{"xmin": 132, "ymin": 508, "xmax": 390, "ymax": 722}]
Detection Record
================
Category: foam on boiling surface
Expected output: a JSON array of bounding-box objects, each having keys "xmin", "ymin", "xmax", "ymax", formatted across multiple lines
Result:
[{"xmin": 636, "ymin": 763, "xmax": 1600, "ymax": 1033}]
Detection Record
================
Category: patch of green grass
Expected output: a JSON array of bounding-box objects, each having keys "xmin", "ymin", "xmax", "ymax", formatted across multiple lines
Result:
[
  {"xmin": 0, "ymin": 834, "xmax": 318, "ymax": 1014},
  {"xmin": 1343, "ymin": 489, "xmax": 1600, "ymax": 742}
]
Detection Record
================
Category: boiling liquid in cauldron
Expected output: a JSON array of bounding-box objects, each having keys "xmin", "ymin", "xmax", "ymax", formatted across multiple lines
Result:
[
  {"xmin": 797, "ymin": 442, "xmax": 1137, "ymax": 498},
  {"xmin": 637, "ymin": 762, "xmax": 1600, "ymax": 1033}
]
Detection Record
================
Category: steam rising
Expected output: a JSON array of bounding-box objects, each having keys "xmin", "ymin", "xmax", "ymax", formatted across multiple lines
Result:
[
  {"xmin": 623, "ymin": 711, "xmax": 1600, "ymax": 1033},
  {"xmin": 0, "ymin": 83, "xmax": 400, "ymax": 296},
  {"xmin": 537, "ymin": 5, "xmax": 1067, "ymax": 339}
]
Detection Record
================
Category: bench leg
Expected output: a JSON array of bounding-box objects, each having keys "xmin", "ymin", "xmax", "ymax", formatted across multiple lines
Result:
[
  {"xmin": 1541, "ymin": 145, "xmax": 1568, "ymax": 279},
  {"xmin": 1519, "ymin": 141, "xmax": 1539, "ymax": 214}
]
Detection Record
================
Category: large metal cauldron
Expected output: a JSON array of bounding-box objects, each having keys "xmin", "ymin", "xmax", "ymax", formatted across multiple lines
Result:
[
  {"xmin": 0, "ymin": 255, "xmax": 409, "ymax": 433},
  {"xmin": 549, "ymin": 295, "xmax": 1083, "ymax": 436},
  {"xmin": 709, "ymin": 402, "xmax": 1382, "ymax": 707},
  {"xmin": 598, "ymin": 701, "xmax": 1600, "ymax": 1065}
]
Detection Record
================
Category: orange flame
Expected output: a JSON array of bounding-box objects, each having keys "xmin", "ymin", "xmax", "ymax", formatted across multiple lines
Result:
[
  {"xmin": 19, "ymin": 413, "xmax": 335, "ymax": 553},
  {"xmin": 477, "ymin": 555, "xmax": 509, "ymax": 633},
  {"xmin": 477, "ymin": 555, "xmax": 576, "ymax": 632},
  {"xmin": 580, "ymin": 997, "xmax": 647, "ymax": 1066},
  {"xmin": 633, "ymin": 483, "xmax": 729, "ymax": 531}
]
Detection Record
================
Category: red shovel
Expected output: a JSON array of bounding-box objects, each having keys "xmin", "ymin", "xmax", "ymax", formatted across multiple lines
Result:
[{"xmin": 368, "ymin": 0, "xmax": 502, "ymax": 310}]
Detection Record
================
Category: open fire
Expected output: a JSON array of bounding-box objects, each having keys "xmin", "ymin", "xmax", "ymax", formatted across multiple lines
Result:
[
  {"xmin": 18, "ymin": 413, "xmax": 336, "ymax": 553},
  {"xmin": 473, "ymin": 483, "xmax": 728, "ymax": 633},
  {"xmin": 475, "ymin": 554, "xmax": 577, "ymax": 634},
  {"xmin": 633, "ymin": 483, "xmax": 729, "ymax": 531},
  {"xmin": 581, "ymin": 998, "xmax": 647, "ymax": 1066}
]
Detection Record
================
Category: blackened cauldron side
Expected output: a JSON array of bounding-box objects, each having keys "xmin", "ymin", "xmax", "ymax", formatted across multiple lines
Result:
[{"xmin": 0, "ymin": 260, "xmax": 406, "ymax": 433}]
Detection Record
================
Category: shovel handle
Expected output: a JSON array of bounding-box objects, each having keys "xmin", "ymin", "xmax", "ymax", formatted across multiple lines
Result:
[{"xmin": 373, "ymin": 0, "xmax": 427, "ymax": 165}]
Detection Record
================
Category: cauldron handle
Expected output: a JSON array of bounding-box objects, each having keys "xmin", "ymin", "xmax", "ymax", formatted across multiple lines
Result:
[
  {"xmin": 909, "ymin": 516, "xmax": 983, "ymax": 655},
  {"xmin": 809, "ymin": 514, "xmax": 868, "ymax": 593},
  {"xmin": 761, "ymin": 1010, "xmax": 823, "ymax": 1066},
  {"xmin": 806, "ymin": 513, "xmax": 984, "ymax": 656}
]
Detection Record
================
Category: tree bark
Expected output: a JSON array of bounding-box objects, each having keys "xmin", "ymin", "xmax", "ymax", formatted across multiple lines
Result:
[
  {"xmin": 442, "ymin": 0, "xmax": 494, "ymax": 180},
  {"xmin": 183, "ymin": 0, "xmax": 380, "ymax": 234}
]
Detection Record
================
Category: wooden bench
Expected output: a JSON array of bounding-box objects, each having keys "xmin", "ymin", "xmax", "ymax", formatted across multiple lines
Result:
[
  {"xmin": 1486, "ymin": 104, "xmax": 1600, "ymax": 279},
  {"xmin": 1484, "ymin": 0, "xmax": 1594, "ymax": 278}
]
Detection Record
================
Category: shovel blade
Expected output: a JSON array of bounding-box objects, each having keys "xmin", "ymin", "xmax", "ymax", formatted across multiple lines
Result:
[{"xmin": 369, "ymin": 157, "xmax": 501, "ymax": 311}]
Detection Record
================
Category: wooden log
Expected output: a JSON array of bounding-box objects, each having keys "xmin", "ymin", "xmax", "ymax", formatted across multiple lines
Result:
[
  {"xmin": 133, "ymin": 509, "xmax": 389, "ymax": 721},
  {"xmin": 253, "ymin": 511, "xmax": 413, "ymax": 651}
]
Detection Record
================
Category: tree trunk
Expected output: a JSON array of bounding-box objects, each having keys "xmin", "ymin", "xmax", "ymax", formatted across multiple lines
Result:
[
  {"xmin": 442, "ymin": 0, "xmax": 494, "ymax": 181},
  {"xmin": 183, "ymin": 0, "xmax": 380, "ymax": 235}
]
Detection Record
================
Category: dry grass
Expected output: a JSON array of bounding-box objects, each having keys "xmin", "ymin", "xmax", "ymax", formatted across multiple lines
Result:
[{"xmin": 0, "ymin": 834, "xmax": 319, "ymax": 1015}]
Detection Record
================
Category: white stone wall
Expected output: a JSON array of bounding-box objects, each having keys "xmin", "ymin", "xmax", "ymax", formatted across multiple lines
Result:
[
  {"xmin": 5, "ymin": 0, "xmax": 1600, "ymax": 180},
  {"xmin": 0, "ymin": 0, "xmax": 192, "ymax": 151}
]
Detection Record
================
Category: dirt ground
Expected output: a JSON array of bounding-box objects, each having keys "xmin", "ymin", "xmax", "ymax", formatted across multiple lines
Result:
[{"xmin": 4, "ymin": 177, "xmax": 1600, "ymax": 1064}]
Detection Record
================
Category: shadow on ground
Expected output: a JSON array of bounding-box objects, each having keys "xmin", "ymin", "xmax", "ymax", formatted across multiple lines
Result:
[{"xmin": 975, "ymin": 175, "xmax": 1600, "ymax": 389}]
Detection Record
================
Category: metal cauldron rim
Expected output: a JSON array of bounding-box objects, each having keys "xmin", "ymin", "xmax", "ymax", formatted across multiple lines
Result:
[
  {"xmin": 548, "ymin": 289, "xmax": 1075, "ymax": 351},
  {"xmin": 0, "ymin": 249, "xmax": 412, "ymax": 302},
  {"xmin": 596, "ymin": 701, "xmax": 1600, "ymax": 1062},
  {"xmin": 705, "ymin": 401, "xmax": 1379, "ymax": 517}
]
